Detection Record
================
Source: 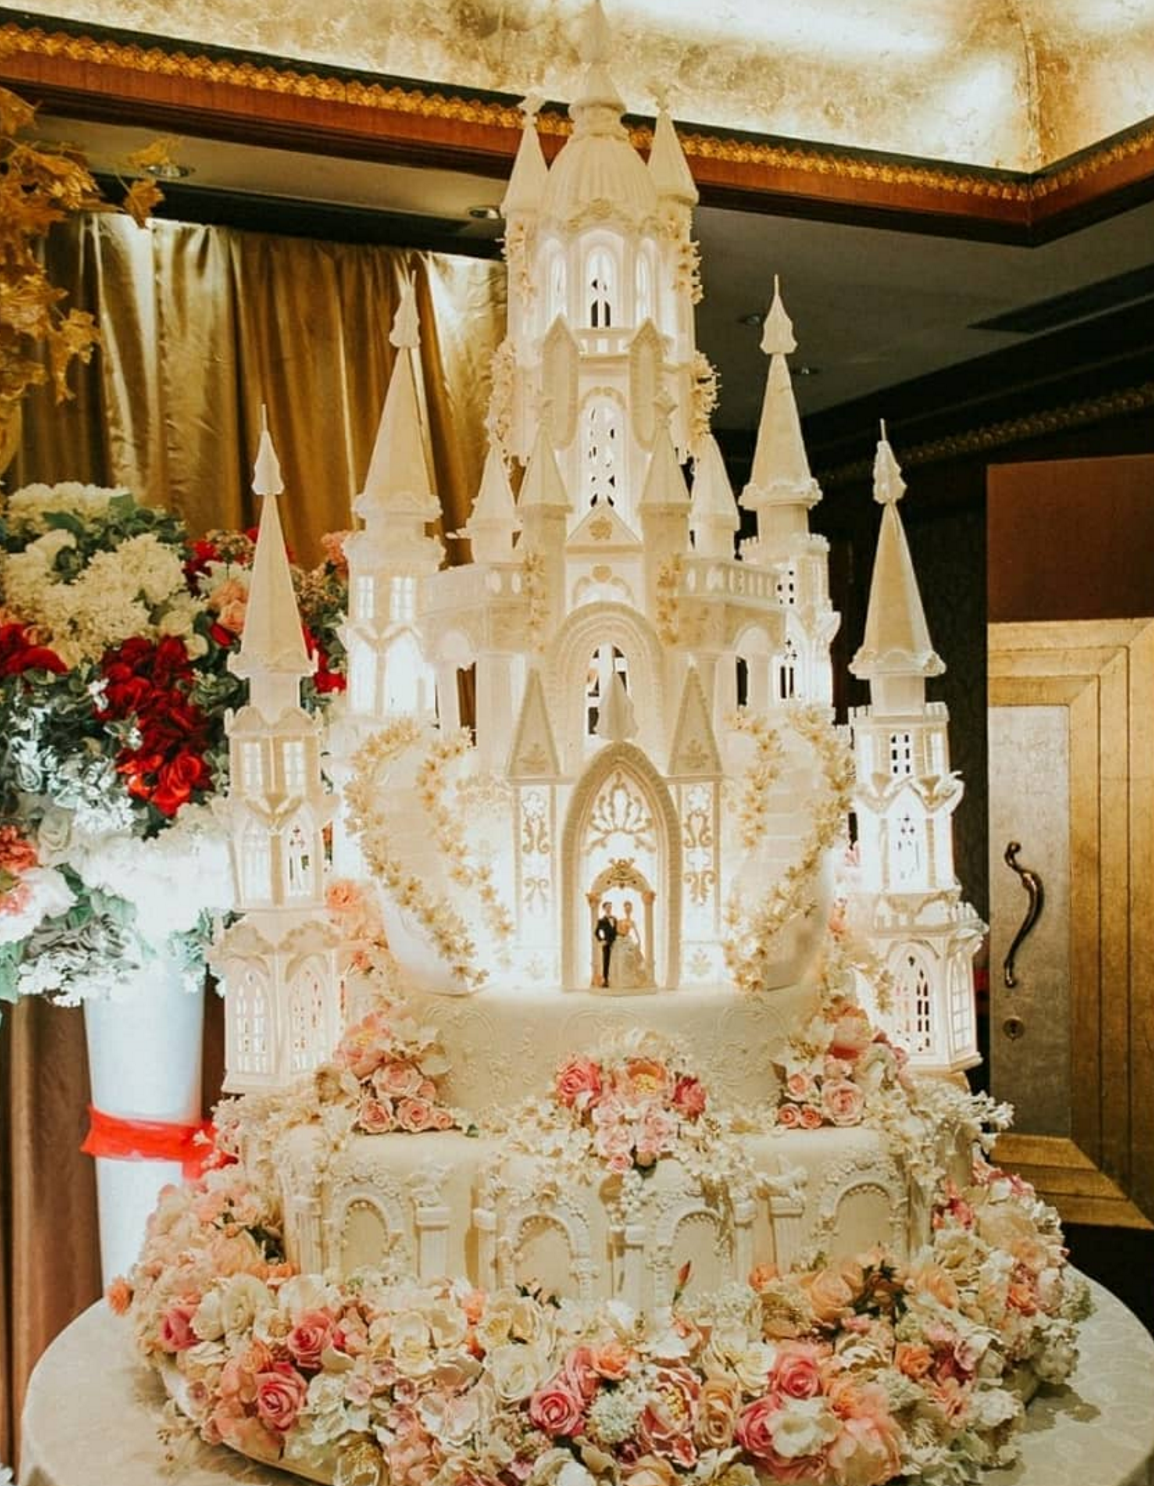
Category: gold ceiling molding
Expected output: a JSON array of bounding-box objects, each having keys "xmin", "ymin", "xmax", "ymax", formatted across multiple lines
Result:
[
  {"xmin": 0, "ymin": 18, "xmax": 1036, "ymax": 205},
  {"xmin": 820, "ymin": 380, "xmax": 1154, "ymax": 489},
  {"xmin": 1033, "ymin": 118, "xmax": 1154, "ymax": 199}
]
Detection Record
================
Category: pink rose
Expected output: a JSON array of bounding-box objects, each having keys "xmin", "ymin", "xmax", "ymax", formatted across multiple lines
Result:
[
  {"xmin": 287, "ymin": 1309, "xmax": 337, "ymax": 1370},
  {"xmin": 735, "ymin": 1394, "xmax": 782, "ymax": 1460},
  {"xmin": 432, "ymin": 1107, "xmax": 456, "ymax": 1131},
  {"xmin": 376, "ymin": 1061, "xmax": 424, "ymax": 1098},
  {"xmin": 772, "ymin": 1345, "xmax": 824, "ymax": 1400},
  {"xmin": 159, "ymin": 1301, "xmax": 199, "ymax": 1352},
  {"xmin": 396, "ymin": 1097, "xmax": 436, "ymax": 1132},
  {"xmin": 255, "ymin": 1362, "xmax": 308, "ymax": 1434},
  {"xmin": 358, "ymin": 1095, "xmax": 396, "ymax": 1133},
  {"xmin": 776, "ymin": 1103, "xmax": 803, "ymax": 1128},
  {"xmin": 821, "ymin": 1079, "xmax": 865, "ymax": 1127},
  {"xmin": 528, "ymin": 1378, "xmax": 586, "ymax": 1436},
  {"xmin": 555, "ymin": 1056, "xmax": 602, "ymax": 1108},
  {"xmin": 671, "ymin": 1075, "xmax": 707, "ymax": 1119},
  {"xmin": 799, "ymin": 1104, "xmax": 824, "ymax": 1129},
  {"xmin": 785, "ymin": 1071, "xmax": 815, "ymax": 1101},
  {"xmin": 562, "ymin": 1345, "xmax": 600, "ymax": 1402}
]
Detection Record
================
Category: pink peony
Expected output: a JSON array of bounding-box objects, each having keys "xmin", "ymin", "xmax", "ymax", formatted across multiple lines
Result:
[
  {"xmin": 555, "ymin": 1056, "xmax": 602, "ymax": 1108},
  {"xmin": 638, "ymin": 1364, "xmax": 701, "ymax": 1466},
  {"xmin": 286, "ymin": 1309, "xmax": 337, "ymax": 1370},
  {"xmin": 255, "ymin": 1362, "xmax": 308, "ymax": 1434},
  {"xmin": 671, "ymin": 1075, "xmax": 707, "ymax": 1120},
  {"xmin": 528, "ymin": 1378, "xmax": 586, "ymax": 1436},
  {"xmin": 821, "ymin": 1078, "xmax": 866, "ymax": 1127}
]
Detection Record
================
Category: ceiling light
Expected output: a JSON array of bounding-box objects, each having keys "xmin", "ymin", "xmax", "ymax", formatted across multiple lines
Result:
[
  {"xmin": 797, "ymin": 365, "xmax": 820, "ymax": 376},
  {"xmin": 738, "ymin": 312, "xmax": 764, "ymax": 327},
  {"xmin": 468, "ymin": 205, "xmax": 501, "ymax": 220},
  {"xmin": 142, "ymin": 161, "xmax": 193, "ymax": 179}
]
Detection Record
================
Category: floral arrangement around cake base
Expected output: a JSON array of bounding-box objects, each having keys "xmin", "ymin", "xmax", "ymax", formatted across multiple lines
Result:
[{"xmin": 115, "ymin": 985, "xmax": 1091, "ymax": 1486}]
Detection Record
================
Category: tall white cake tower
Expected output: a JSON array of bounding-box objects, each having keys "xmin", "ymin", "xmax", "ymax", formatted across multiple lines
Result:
[
  {"xmin": 216, "ymin": 417, "xmax": 343, "ymax": 1093},
  {"xmin": 217, "ymin": 3, "xmax": 980, "ymax": 1090},
  {"xmin": 846, "ymin": 427, "xmax": 982, "ymax": 1071}
]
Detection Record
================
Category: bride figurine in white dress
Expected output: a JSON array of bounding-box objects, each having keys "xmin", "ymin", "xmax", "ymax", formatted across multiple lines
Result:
[{"xmin": 607, "ymin": 899, "xmax": 647, "ymax": 990}]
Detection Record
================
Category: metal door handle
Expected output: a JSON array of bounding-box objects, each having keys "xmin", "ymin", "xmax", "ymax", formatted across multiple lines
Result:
[{"xmin": 1003, "ymin": 840, "xmax": 1044, "ymax": 989}]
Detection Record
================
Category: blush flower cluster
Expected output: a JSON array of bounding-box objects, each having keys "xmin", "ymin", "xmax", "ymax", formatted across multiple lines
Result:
[
  {"xmin": 774, "ymin": 997, "xmax": 911, "ymax": 1131},
  {"xmin": 554, "ymin": 1053, "xmax": 708, "ymax": 1173}
]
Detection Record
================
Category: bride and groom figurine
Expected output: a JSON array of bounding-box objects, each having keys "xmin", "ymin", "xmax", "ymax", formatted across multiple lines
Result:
[{"xmin": 594, "ymin": 899, "xmax": 647, "ymax": 990}]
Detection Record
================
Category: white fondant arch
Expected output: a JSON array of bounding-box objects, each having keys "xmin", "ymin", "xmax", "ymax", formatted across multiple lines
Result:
[{"xmin": 548, "ymin": 602, "xmax": 665, "ymax": 767}]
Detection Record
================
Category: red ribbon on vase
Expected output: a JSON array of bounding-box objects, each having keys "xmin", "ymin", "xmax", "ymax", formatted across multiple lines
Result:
[{"xmin": 81, "ymin": 1105, "xmax": 224, "ymax": 1178}]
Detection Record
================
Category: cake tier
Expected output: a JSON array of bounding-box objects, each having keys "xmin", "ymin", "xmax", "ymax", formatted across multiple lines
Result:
[
  {"xmin": 391, "ymin": 980, "xmax": 819, "ymax": 1114},
  {"xmin": 279, "ymin": 1120, "xmax": 930, "ymax": 1314}
]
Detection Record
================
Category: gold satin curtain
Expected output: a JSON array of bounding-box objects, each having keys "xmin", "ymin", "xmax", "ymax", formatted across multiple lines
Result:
[{"xmin": 0, "ymin": 213, "xmax": 505, "ymax": 1469}]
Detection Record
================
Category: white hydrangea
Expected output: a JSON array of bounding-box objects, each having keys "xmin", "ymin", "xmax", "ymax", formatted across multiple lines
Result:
[{"xmin": 0, "ymin": 866, "xmax": 76, "ymax": 945}]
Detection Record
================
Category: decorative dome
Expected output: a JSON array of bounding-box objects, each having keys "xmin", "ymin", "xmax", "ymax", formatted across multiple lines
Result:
[{"xmin": 539, "ymin": 1, "xmax": 658, "ymax": 225}]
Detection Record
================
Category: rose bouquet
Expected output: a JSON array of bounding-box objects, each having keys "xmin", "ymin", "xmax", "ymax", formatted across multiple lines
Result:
[
  {"xmin": 0, "ymin": 481, "xmax": 348, "ymax": 1006},
  {"xmin": 554, "ymin": 1051, "xmax": 709, "ymax": 1175},
  {"xmin": 773, "ymin": 996, "xmax": 912, "ymax": 1133}
]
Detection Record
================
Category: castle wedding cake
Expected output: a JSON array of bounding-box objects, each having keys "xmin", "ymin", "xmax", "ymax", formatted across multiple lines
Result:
[{"xmin": 120, "ymin": 8, "xmax": 1088, "ymax": 1484}]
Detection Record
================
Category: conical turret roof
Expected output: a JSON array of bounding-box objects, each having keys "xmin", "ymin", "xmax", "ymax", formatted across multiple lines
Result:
[
  {"xmin": 502, "ymin": 98, "xmax": 549, "ymax": 217},
  {"xmin": 648, "ymin": 107, "xmax": 697, "ymax": 204},
  {"xmin": 639, "ymin": 397, "xmax": 691, "ymax": 510},
  {"xmin": 741, "ymin": 276, "xmax": 820, "ymax": 511},
  {"xmin": 691, "ymin": 435, "xmax": 739, "ymax": 530},
  {"xmin": 357, "ymin": 282, "xmax": 438, "ymax": 520},
  {"xmin": 236, "ymin": 411, "xmax": 310, "ymax": 677},
  {"xmin": 463, "ymin": 444, "xmax": 520, "ymax": 560},
  {"xmin": 851, "ymin": 424, "xmax": 944, "ymax": 680},
  {"xmin": 520, "ymin": 419, "xmax": 572, "ymax": 511}
]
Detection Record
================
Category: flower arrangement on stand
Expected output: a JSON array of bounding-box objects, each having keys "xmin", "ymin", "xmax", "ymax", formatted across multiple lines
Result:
[{"xmin": 0, "ymin": 479, "xmax": 348, "ymax": 1279}]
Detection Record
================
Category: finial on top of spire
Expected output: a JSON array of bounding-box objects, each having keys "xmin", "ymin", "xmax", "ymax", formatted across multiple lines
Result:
[
  {"xmin": 760, "ymin": 275, "xmax": 797, "ymax": 357},
  {"xmin": 389, "ymin": 280, "xmax": 421, "ymax": 350},
  {"xmin": 873, "ymin": 419, "xmax": 907, "ymax": 506},
  {"xmin": 580, "ymin": 0, "xmax": 612, "ymax": 65},
  {"xmin": 252, "ymin": 404, "xmax": 284, "ymax": 496}
]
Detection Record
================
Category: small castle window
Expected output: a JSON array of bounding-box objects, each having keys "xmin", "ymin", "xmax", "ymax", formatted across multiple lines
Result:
[
  {"xmin": 389, "ymin": 575, "xmax": 416, "ymax": 624},
  {"xmin": 894, "ymin": 811, "xmax": 921, "ymax": 885},
  {"xmin": 289, "ymin": 967, "xmax": 326, "ymax": 1073},
  {"xmin": 240, "ymin": 741, "xmax": 263, "ymax": 792},
  {"xmin": 776, "ymin": 637, "xmax": 798, "ymax": 701},
  {"xmin": 889, "ymin": 732, "xmax": 913, "ymax": 777},
  {"xmin": 285, "ymin": 822, "xmax": 313, "ymax": 899},
  {"xmin": 586, "ymin": 247, "xmax": 616, "ymax": 328},
  {"xmin": 549, "ymin": 249, "xmax": 567, "ymax": 321},
  {"xmin": 354, "ymin": 574, "xmax": 375, "ymax": 621},
  {"xmin": 635, "ymin": 252, "xmax": 653, "ymax": 323},
  {"xmin": 234, "ymin": 968, "xmax": 269, "ymax": 1073},
  {"xmin": 776, "ymin": 563, "xmax": 798, "ymax": 606},
  {"xmin": 583, "ymin": 398, "xmax": 620, "ymax": 509},
  {"xmin": 735, "ymin": 656, "xmax": 749, "ymax": 708},
  {"xmin": 241, "ymin": 821, "xmax": 272, "ymax": 902},
  {"xmin": 897, "ymin": 952, "xmax": 933, "ymax": 1056},
  {"xmin": 281, "ymin": 739, "xmax": 307, "ymax": 796}
]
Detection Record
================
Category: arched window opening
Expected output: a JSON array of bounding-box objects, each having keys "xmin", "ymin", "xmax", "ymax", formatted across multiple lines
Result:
[
  {"xmin": 586, "ymin": 247, "xmax": 616, "ymax": 328},
  {"xmin": 549, "ymin": 248, "xmax": 567, "ymax": 322},
  {"xmin": 889, "ymin": 731, "xmax": 913, "ymax": 777},
  {"xmin": 241, "ymin": 821, "xmax": 272, "ymax": 902},
  {"xmin": 286, "ymin": 822, "xmax": 313, "ymax": 899},
  {"xmin": 389, "ymin": 575, "xmax": 416, "ymax": 624},
  {"xmin": 776, "ymin": 637, "xmax": 798, "ymax": 701},
  {"xmin": 281, "ymin": 738, "xmax": 307, "ymax": 796},
  {"xmin": 735, "ymin": 656, "xmax": 749, "ymax": 708},
  {"xmin": 234, "ymin": 968, "xmax": 269, "ymax": 1073},
  {"xmin": 894, "ymin": 811, "xmax": 921, "ymax": 886},
  {"xmin": 897, "ymin": 952, "xmax": 933, "ymax": 1056},
  {"xmin": 583, "ymin": 399, "xmax": 620, "ymax": 509},
  {"xmin": 585, "ymin": 643, "xmax": 629, "ymax": 737},
  {"xmin": 635, "ymin": 251, "xmax": 653, "ymax": 324}
]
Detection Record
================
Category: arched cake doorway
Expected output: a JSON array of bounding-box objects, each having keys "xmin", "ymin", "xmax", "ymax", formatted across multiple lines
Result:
[{"xmin": 560, "ymin": 741, "xmax": 682, "ymax": 989}]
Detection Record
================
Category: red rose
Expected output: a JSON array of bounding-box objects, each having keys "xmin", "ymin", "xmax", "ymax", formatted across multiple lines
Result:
[
  {"xmin": 152, "ymin": 750, "xmax": 210, "ymax": 816},
  {"xmin": 671, "ymin": 1075, "xmax": 707, "ymax": 1120},
  {"xmin": 0, "ymin": 623, "xmax": 67, "ymax": 676}
]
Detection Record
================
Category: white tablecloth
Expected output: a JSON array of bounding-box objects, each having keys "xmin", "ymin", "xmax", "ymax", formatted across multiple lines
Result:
[{"xmin": 19, "ymin": 1279, "xmax": 1154, "ymax": 1486}]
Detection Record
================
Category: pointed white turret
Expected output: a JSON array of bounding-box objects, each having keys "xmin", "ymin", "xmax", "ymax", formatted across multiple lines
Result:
[
  {"xmin": 520, "ymin": 417, "xmax": 572, "ymax": 513},
  {"xmin": 596, "ymin": 669, "xmax": 637, "ymax": 743},
  {"xmin": 357, "ymin": 282, "xmax": 439, "ymax": 524},
  {"xmin": 463, "ymin": 445, "xmax": 521, "ymax": 562},
  {"xmin": 230, "ymin": 410, "xmax": 312, "ymax": 721},
  {"xmin": 648, "ymin": 107, "xmax": 697, "ymax": 205},
  {"xmin": 851, "ymin": 422, "xmax": 943, "ymax": 714},
  {"xmin": 740, "ymin": 277, "xmax": 821, "ymax": 566},
  {"xmin": 503, "ymin": 97, "xmax": 549, "ymax": 218},
  {"xmin": 639, "ymin": 395, "xmax": 691, "ymax": 511},
  {"xmin": 690, "ymin": 434, "xmax": 739, "ymax": 558}
]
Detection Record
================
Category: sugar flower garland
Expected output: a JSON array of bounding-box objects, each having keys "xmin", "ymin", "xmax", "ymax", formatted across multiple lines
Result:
[{"xmin": 725, "ymin": 707, "xmax": 855, "ymax": 994}]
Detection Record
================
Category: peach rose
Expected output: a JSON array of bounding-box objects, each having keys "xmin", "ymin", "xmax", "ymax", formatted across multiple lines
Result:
[
  {"xmin": 803, "ymin": 1259, "xmax": 865, "ymax": 1326},
  {"xmin": 695, "ymin": 1376, "xmax": 739, "ymax": 1449},
  {"xmin": 593, "ymin": 1339, "xmax": 633, "ymax": 1381},
  {"xmin": 555, "ymin": 1056, "xmax": 602, "ymax": 1108},
  {"xmin": 396, "ymin": 1096, "xmax": 437, "ymax": 1132},
  {"xmin": 785, "ymin": 1071, "xmax": 815, "ymax": 1101},
  {"xmin": 358, "ymin": 1095, "xmax": 396, "ymax": 1133},
  {"xmin": 907, "ymin": 1262, "xmax": 959, "ymax": 1309},
  {"xmin": 376, "ymin": 1061, "xmax": 424, "ymax": 1099},
  {"xmin": 286, "ymin": 1309, "xmax": 337, "ymax": 1371},
  {"xmin": 528, "ymin": 1378, "xmax": 585, "ymax": 1436},
  {"xmin": 159, "ymin": 1301, "xmax": 199, "ymax": 1352},
  {"xmin": 255, "ymin": 1363, "xmax": 308, "ymax": 1434},
  {"xmin": 821, "ymin": 1078, "xmax": 865, "ymax": 1127},
  {"xmin": 799, "ymin": 1104, "xmax": 825, "ymax": 1129},
  {"xmin": 894, "ymin": 1343, "xmax": 933, "ymax": 1380},
  {"xmin": 562, "ymin": 1345, "xmax": 600, "ymax": 1402},
  {"xmin": 777, "ymin": 1103, "xmax": 803, "ymax": 1128}
]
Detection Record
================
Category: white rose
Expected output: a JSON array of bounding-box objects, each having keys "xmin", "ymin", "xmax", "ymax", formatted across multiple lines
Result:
[
  {"xmin": 219, "ymin": 1274, "xmax": 274, "ymax": 1338},
  {"xmin": 770, "ymin": 1397, "xmax": 841, "ymax": 1459},
  {"xmin": 487, "ymin": 1341, "xmax": 551, "ymax": 1403},
  {"xmin": 391, "ymin": 1312, "xmax": 435, "ymax": 1376}
]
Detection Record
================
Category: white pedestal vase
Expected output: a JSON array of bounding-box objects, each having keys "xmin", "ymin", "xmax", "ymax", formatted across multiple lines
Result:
[{"xmin": 83, "ymin": 974, "xmax": 205, "ymax": 1286}]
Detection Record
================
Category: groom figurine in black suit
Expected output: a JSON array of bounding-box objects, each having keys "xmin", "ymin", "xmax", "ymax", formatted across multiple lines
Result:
[{"xmin": 595, "ymin": 901, "xmax": 617, "ymax": 988}]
